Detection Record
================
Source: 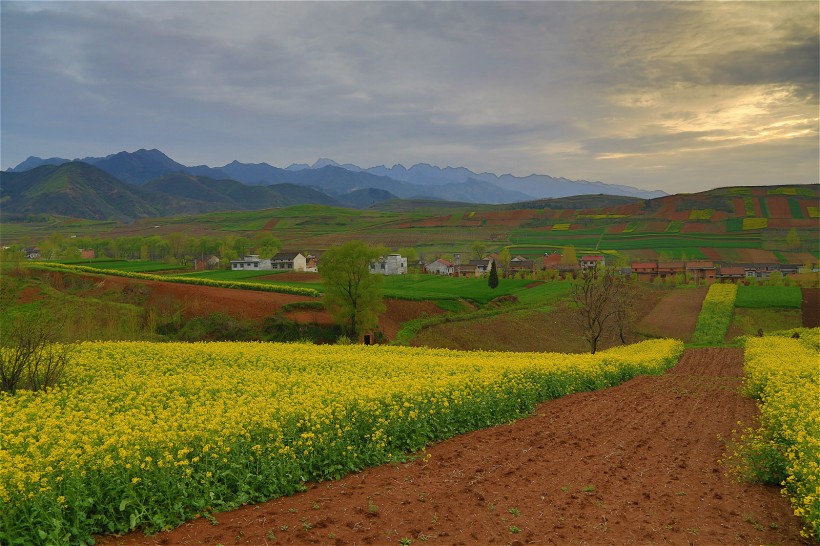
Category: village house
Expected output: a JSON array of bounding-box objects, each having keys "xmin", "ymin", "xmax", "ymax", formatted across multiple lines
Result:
[
  {"xmin": 631, "ymin": 261, "xmax": 658, "ymax": 282},
  {"xmin": 468, "ymin": 258, "xmax": 494, "ymax": 275},
  {"xmin": 425, "ymin": 258, "xmax": 454, "ymax": 275},
  {"xmin": 453, "ymin": 263, "xmax": 479, "ymax": 277},
  {"xmin": 738, "ymin": 263, "xmax": 782, "ymax": 279},
  {"xmin": 271, "ymin": 252, "xmax": 307, "ymax": 271},
  {"xmin": 579, "ymin": 255, "xmax": 606, "ymax": 272},
  {"xmin": 230, "ymin": 255, "xmax": 270, "ymax": 271},
  {"xmin": 685, "ymin": 261, "xmax": 717, "ymax": 285},
  {"xmin": 508, "ymin": 256, "xmax": 535, "ymax": 274},
  {"xmin": 657, "ymin": 261, "xmax": 686, "ymax": 279},
  {"xmin": 370, "ymin": 253, "xmax": 407, "ymax": 275},
  {"xmin": 542, "ymin": 252, "xmax": 563, "ymax": 270},
  {"xmin": 305, "ymin": 255, "xmax": 319, "ymax": 273},
  {"xmin": 716, "ymin": 266, "xmax": 746, "ymax": 283},
  {"xmin": 24, "ymin": 247, "xmax": 41, "ymax": 260},
  {"xmin": 80, "ymin": 248, "xmax": 96, "ymax": 260}
]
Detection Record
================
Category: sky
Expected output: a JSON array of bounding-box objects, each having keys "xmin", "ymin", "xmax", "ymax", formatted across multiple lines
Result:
[{"xmin": 1, "ymin": 1, "xmax": 818, "ymax": 193}]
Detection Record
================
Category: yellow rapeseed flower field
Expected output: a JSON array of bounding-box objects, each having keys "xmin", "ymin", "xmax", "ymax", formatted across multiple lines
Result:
[
  {"xmin": 742, "ymin": 332, "xmax": 820, "ymax": 539},
  {"xmin": 0, "ymin": 339, "xmax": 682, "ymax": 545}
]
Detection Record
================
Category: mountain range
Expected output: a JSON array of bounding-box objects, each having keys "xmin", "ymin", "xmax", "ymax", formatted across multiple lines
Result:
[{"xmin": 2, "ymin": 149, "xmax": 666, "ymax": 222}]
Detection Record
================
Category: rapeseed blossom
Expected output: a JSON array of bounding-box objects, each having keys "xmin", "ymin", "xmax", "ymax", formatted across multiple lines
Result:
[
  {"xmin": 742, "ymin": 332, "xmax": 819, "ymax": 539},
  {"xmin": 691, "ymin": 283, "xmax": 737, "ymax": 345},
  {"xmin": 1, "ymin": 339, "xmax": 682, "ymax": 545}
]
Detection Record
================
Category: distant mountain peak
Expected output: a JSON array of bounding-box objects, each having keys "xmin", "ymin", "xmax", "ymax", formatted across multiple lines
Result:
[{"xmin": 311, "ymin": 158, "xmax": 341, "ymax": 169}]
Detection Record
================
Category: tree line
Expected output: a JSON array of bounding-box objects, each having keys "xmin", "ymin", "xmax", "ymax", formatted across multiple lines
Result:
[{"xmin": 5, "ymin": 232, "xmax": 284, "ymax": 267}]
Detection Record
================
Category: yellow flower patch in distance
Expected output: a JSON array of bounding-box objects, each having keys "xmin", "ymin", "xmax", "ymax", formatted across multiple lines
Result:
[{"xmin": 1, "ymin": 339, "xmax": 683, "ymax": 544}]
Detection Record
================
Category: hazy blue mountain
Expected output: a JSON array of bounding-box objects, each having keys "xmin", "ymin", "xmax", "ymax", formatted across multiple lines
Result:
[
  {"xmin": 218, "ymin": 160, "xmax": 291, "ymax": 185},
  {"xmin": 0, "ymin": 162, "xmax": 163, "ymax": 221},
  {"xmin": 88, "ymin": 148, "xmax": 190, "ymax": 185},
  {"xmin": 8, "ymin": 156, "xmax": 71, "ymax": 171},
  {"xmin": 336, "ymin": 188, "xmax": 397, "ymax": 208},
  {"xmin": 362, "ymin": 162, "xmax": 666, "ymax": 199},
  {"xmin": 183, "ymin": 165, "xmax": 232, "ymax": 179},
  {"xmin": 8, "ymin": 148, "xmax": 666, "ymax": 203},
  {"xmin": 267, "ymin": 183, "xmax": 340, "ymax": 206},
  {"xmin": 421, "ymin": 178, "xmax": 533, "ymax": 203},
  {"xmin": 1, "ymin": 163, "xmax": 349, "ymax": 221},
  {"xmin": 144, "ymin": 174, "xmax": 338, "ymax": 210}
]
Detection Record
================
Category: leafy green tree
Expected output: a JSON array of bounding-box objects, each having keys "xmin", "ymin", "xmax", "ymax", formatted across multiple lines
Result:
[
  {"xmin": 488, "ymin": 260, "xmax": 499, "ymax": 289},
  {"xmin": 165, "ymin": 232, "xmax": 187, "ymax": 261},
  {"xmin": 398, "ymin": 247, "xmax": 418, "ymax": 270},
  {"xmin": 254, "ymin": 234, "xmax": 281, "ymax": 258},
  {"xmin": 497, "ymin": 247, "xmax": 511, "ymax": 275},
  {"xmin": 472, "ymin": 242, "xmax": 487, "ymax": 260},
  {"xmin": 318, "ymin": 241, "xmax": 386, "ymax": 340},
  {"xmin": 560, "ymin": 245, "xmax": 578, "ymax": 265}
]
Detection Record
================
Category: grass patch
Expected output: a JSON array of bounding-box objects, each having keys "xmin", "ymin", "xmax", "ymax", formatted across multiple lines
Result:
[
  {"xmin": 729, "ymin": 308, "xmax": 803, "ymax": 338},
  {"xmin": 735, "ymin": 285, "xmax": 802, "ymax": 308}
]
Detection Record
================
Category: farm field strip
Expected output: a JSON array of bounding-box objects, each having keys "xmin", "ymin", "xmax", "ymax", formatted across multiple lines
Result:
[
  {"xmin": 691, "ymin": 283, "xmax": 737, "ymax": 345},
  {"xmin": 94, "ymin": 346, "xmax": 809, "ymax": 546},
  {"xmin": 0, "ymin": 339, "xmax": 683, "ymax": 545},
  {"xmin": 735, "ymin": 286, "xmax": 803, "ymax": 308},
  {"xmin": 30, "ymin": 262, "xmax": 320, "ymax": 297},
  {"xmin": 740, "ymin": 333, "xmax": 820, "ymax": 539},
  {"xmin": 53, "ymin": 259, "xmax": 187, "ymax": 273}
]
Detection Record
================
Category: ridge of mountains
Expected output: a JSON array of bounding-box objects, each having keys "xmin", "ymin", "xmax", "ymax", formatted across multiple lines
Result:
[{"xmin": 2, "ymin": 149, "xmax": 666, "ymax": 222}]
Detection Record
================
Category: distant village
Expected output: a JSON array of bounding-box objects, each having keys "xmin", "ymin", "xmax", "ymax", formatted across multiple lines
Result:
[
  {"xmin": 223, "ymin": 250, "xmax": 810, "ymax": 284},
  {"xmin": 18, "ymin": 245, "xmax": 814, "ymax": 285}
]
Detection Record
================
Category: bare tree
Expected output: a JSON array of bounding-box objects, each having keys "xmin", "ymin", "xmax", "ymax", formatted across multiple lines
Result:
[
  {"xmin": 1, "ymin": 308, "xmax": 72, "ymax": 394},
  {"xmin": 570, "ymin": 268, "xmax": 635, "ymax": 354},
  {"xmin": 611, "ymin": 274, "xmax": 638, "ymax": 345}
]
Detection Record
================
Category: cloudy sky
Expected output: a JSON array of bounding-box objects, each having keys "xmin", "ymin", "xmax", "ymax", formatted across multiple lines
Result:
[{"xmin": 2, "ymin": 1, "xmax": 817, "ymax": 193}]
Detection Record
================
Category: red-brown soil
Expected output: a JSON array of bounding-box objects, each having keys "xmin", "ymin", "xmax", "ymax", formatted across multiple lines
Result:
[
  {"xmin": 258, "ymin": 272, "xmax": 321, "ymax": 283},
  {"xmin": 43, "ymin": 271, "xmax": 443, "ymax": 340},
  {"xmin": 743, "ymin": 249, "xmax": 781, "ymax": 263},
  {"xmin": 89, "ymin": 275, "xmax": 318, "ymax": 321},
  {"xmin": 635, "ymin": 287, "xmax": 707, "ymax": 343},
  {"xmin": 802, "ymin": 288, "xmax": 819, "ymax": 328},
  {"xmin": 679, "ymin": 223, "xmax": 707, "ymax": 233},
  {"xmin": 16, "ymin": 285, "xmax": 45, "ymax": 304},
  {"xmin": 97, "ymin": 348, "xmax": 809, "ymax": 546}
]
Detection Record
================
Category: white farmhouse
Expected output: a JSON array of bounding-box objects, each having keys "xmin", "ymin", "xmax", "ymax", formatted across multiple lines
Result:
[
  {"xmin": 370, "ymin": 253, "xmax": 408, "ymax": 275},
  {"xmin": 271, "ymin": 252, "xmax": 307, "ymax": 272},
  {"xmin": 425, "ymin": 259, "xmax": 454, "ymax": 275},
  {"xmin": 230, "ymin": 255, "xmax": 271, "ymax": 271}
]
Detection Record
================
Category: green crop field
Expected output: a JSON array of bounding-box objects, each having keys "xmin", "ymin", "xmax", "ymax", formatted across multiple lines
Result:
[
  {"xmin": 735, "ymin": 285, "xmax": 803, "ymax": 308},
  {"xmin": 52, "ymin": 259, "xmax": 186, "ymax": 273},
  {"xmin": 381, "ymin": 275, "xmax": 571, "ymax": 305},
  {"xmin": 175, "ymin": 269, "xmax": 284, "ymax": 281}
]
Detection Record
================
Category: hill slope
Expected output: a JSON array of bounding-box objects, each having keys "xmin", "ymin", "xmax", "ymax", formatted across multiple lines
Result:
[{"xmin": 0, "ymin": 162, "xmax": 163, "ymax": 222}]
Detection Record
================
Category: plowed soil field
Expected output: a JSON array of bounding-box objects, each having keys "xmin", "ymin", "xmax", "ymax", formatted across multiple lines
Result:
[
  {"xmin": 635, "ymin": 287, "xmax": 707, "ymax": 342},
  {"xmin": 98, "ymin": 349, "xmax": 809, "ymax": 546}
]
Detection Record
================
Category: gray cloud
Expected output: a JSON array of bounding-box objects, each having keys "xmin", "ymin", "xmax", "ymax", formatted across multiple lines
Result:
[{"xmin": 1, "ymin": 1, "xmax": 817, "ymax": 193}]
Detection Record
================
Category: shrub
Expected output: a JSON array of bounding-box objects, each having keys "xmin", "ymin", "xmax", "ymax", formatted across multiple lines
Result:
[{"xmin": 0, "ymin": 309, "xmax": 72, "ymax": 395}]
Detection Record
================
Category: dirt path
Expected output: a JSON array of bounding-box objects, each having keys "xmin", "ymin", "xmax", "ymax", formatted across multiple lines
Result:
[{"xmin": 99, "ymin": 349, "xmax": 808, "ymax": 546}]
